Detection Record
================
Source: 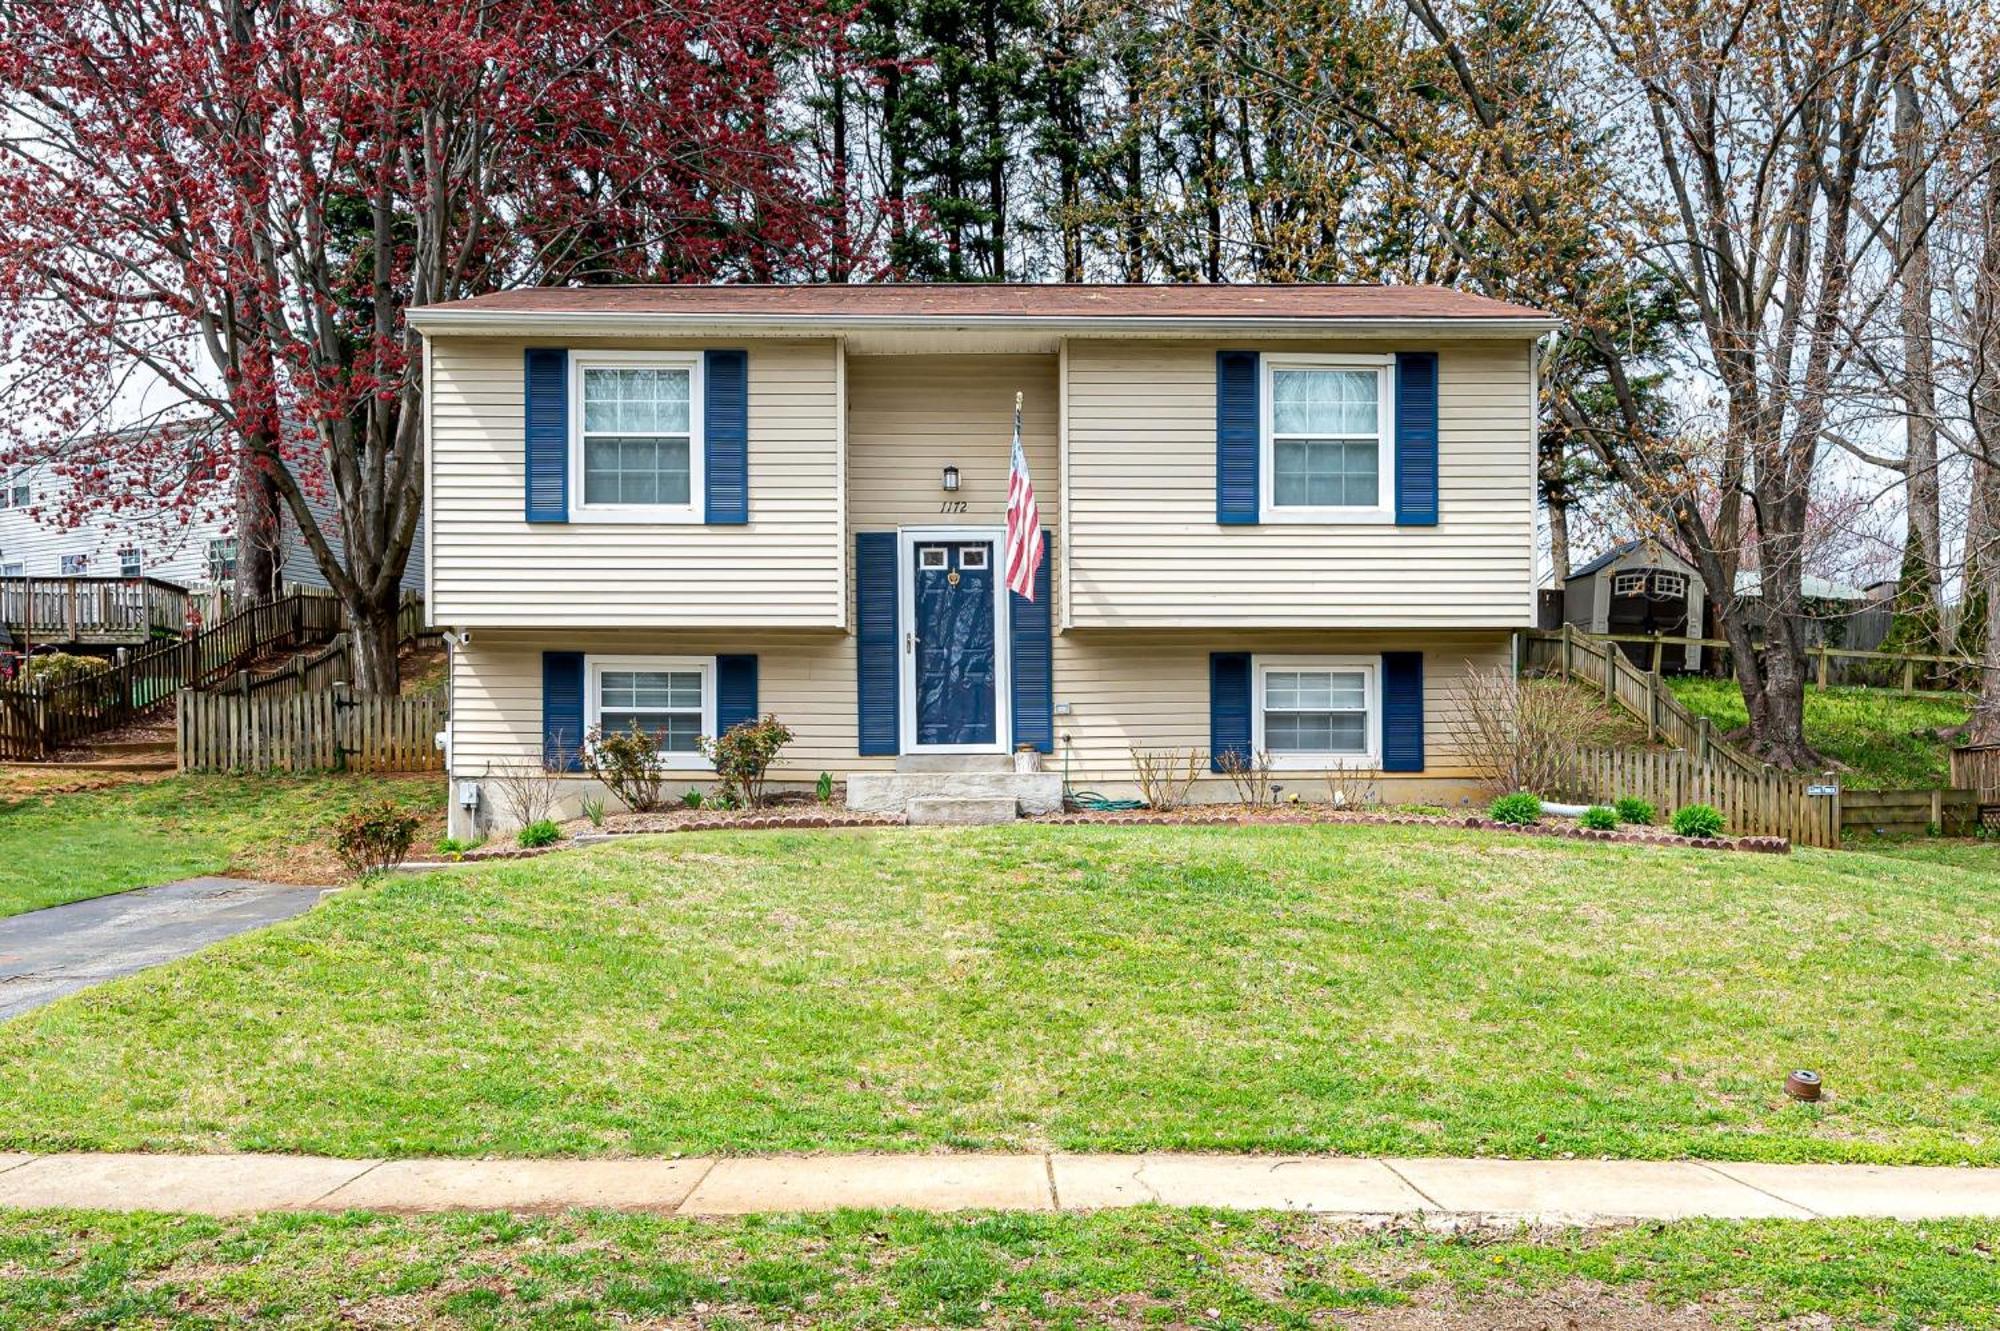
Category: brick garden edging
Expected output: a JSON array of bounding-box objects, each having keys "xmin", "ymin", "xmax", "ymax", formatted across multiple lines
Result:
[{"xmin": 1033, "ymin": 807, "xmax": 1791, "ymax": 854}]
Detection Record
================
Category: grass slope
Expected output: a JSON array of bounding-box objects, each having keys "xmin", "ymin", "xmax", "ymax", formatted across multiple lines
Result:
[
  {"xmin": 0, "ymin": 773, "xmax": 444, "ymax": 918},
  {"xmin": 1667, "ymin": 677, "xmax": 1969, "ymax": 788},
  {"xmin": 2, "ymin": 1208, "xmax": 1996, "ymax": 1330},
  {"xmin": 0, "ymin": 825, "xmax": 1994, "ymax": 1164}
]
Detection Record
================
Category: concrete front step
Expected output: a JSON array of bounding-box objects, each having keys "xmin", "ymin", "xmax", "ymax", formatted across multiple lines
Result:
[
  {"xmin": 907, "ymin": 796, "xmax": 1019, "ymax": 825},
  {"xmin": 847, "ymin": 770, "xmax": 1062, "ymax": 818}
]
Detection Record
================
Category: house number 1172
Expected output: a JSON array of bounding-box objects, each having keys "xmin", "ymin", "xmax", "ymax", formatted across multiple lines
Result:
[{"xmin": 938, "ymin": 500, "xmax": 967, "ymax": 513}]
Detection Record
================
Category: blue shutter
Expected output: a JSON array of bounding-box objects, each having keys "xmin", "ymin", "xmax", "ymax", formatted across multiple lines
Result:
[
  {"xmin": 715, "ymin": 654, "xmax": 758, "ymax": 737},
  {"xmin": 1009, "ymin": 531, "xmax": 1054, "ymax": 753},
  {"xmin": 1209, "ymin": 651, "xmax": 1252, "ymax": 772},
  {"xmin": 524, "ymin": 349, "xmax": 568, "ymax": 523},
  {"xmin": 1216, "ymin": 351, "xmax": 1259, "ymax": 524},
  {"xmin": 1394, "ymin": 352, "xmax": 1439, "ymax": 526},
  {"xmin": 1381, "ymin": 651, "xmax": 1425, "ymax": 772},
  {"xmin": 705, "ymin": 349, "xmax": 749, "ymax": 524},
  {"xmin": 855, "ymin": 532, "xmax": 899, "ymax": 756},
  {"xmin": 541, "ymin": 651, "xmax": 584, "ymax": 772}
]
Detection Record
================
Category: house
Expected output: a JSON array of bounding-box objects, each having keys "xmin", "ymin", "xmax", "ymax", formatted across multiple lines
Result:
[
  {"xmin": 408, "ymin": 284, "xmax": 1557, "ymax": 836},
  {"xmin": 0, "ymin": 435, "xmax": 422, "ymax": 596},
  {"xmin": 1560, "ymin": 540, "xmax": 1705, "ymax": 671}
]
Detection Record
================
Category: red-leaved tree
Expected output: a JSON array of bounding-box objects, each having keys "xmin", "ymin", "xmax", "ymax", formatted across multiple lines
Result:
[{"xmin": 0, "ymin": 0, "xmax": 824, "ymax": 690}]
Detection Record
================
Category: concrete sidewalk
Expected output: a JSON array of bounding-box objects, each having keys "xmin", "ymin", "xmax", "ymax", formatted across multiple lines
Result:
[{"xmin": 0, "ymin": 1152, "xmax": 1995, "ymax": 1223}]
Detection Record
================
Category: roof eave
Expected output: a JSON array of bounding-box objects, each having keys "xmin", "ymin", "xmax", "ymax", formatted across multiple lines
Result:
[{"xmin": 405, "ymin": 308, "xmax": 1561, "ymax": 339}]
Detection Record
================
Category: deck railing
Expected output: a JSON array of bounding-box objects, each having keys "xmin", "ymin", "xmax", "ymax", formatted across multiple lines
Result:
[{"xmin": 0, "ymin": 575, "xmax": 190, "ymax": 646}]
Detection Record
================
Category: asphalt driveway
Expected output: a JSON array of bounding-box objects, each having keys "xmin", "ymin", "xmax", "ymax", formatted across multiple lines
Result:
[{"xmin": 0, "ymin": 877, "xmax": 329, "ymax": 1021}]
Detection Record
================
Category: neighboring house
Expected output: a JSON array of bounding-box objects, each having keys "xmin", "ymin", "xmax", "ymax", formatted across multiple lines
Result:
[
  {"xmin": 1560, "ymin": 540, "xmax": 1705, "ymax": 672},
  {"xmin": 0, "ymin": 448, "xmax": 422, "ymax": 596},
  {"xmin": 410, "ymin": 283, "xmax": 1557, "ymax": 837}
]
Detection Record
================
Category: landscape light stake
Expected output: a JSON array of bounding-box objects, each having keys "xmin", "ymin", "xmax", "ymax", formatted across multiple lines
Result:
[{"xmin": 1785, "ymin": 1070, "xmax": 1822, "ymax": 1102}]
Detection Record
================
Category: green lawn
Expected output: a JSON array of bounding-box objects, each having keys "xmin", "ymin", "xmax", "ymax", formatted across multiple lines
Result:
[
  {"xmin": 0, "ymin": 773, "xmax": 445, "ymax": 917},
  {"xmin": 0, "ymin": 825, "xmax": 1994, "ymax": 1164},
  {"xmin": 1, "ymin": 1207, "xmax": 1995, "ymax": 1330},
  {"xmin": 1667, "ymin": 677, "xmax": 1970, "ymax": 787}
]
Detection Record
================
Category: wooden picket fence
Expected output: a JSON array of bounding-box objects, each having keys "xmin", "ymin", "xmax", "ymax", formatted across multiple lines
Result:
[
  {"xmin": 1541, "ymin": 745, "xmax": 1838, "ymax": 846},
  {"xmin": 0, "ymin": 590, "xmax": 344, "ymax": 759},
  {"xmin": 178, "ymin": 685, "xmax": 445, "ymax": 774}
]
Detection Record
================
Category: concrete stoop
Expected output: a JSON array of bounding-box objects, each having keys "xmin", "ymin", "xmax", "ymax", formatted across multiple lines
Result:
[{"xmin": 846, "ymin": 769, "xmax": 1063, "ymax": 822}]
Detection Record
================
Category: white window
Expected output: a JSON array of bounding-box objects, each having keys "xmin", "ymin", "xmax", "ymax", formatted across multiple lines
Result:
[
  {"xmin": 1652, "ymin": 571, "xmax": 1687, "ymax": 599},
  {"xmin": 585, "ymin": 655, "xmax": 714, "ymax": 768},
  {"xmin": 119, "ymin": 546, "xmax": 142, "ymax": 578},
  {"xmin": 207, "ymin": 538, "xmax": 238, "ymax": 582},
  {"xmin": 59, "ymin": 554, "xmax": 88, "ymax": 576},
  {"xmin": 1612, "ymin": 570, "xmax": 1648, "ymax": 597},
  {"xmin": 1252, "ymin": 656, "xmax": 1380, "ymax": 768},
  {"xmin": 569, "ymin": 352, "xmax": 703, "ymax": 522},
  {"xmin": 959, "ymin": 545, "xmax": 988, "ymax": 569},
  {"xmin": 10, "ymin": 485, "xmax": 27, "ymax": 508},
  {"xmin": 919, "ymin": 547, "xmax": 948, "ymax": 570},
  {"xmin": 1261, "ymin": 354, "xmax": 1395, "ymax": 522},
  {"xmin": 0, "ymin": 562, "xmax": 20, "ymax": 578}
]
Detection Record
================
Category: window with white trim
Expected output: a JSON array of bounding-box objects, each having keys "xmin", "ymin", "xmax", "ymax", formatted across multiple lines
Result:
[
  {"xmin": 586, "ymin": 655, "xmax": 714, "ymax": 767},
  {"xmin": 1612, "ymin": 570, "xmax": 1647, "ymax": 597},
  {"xmin": 570, "ymin": 352, "xmax": 703, "ymax": 521},
  {"xmin": 1651, "ymin": 571, "xmax": 1687, "ymax": 599},
  {"xmin": 207, "ymin": 538, "xmax": 238, "ymax": 582},
  {"xmin": 9, "ymin": 484, "xmax": 27, "ymax": 509},
  {"xmin": 1253, "ymin": 657, "xmax": 1380, "ymax": 768},
  {"xmin": 59, "ymin": 554, "xmax": 88, "ymax": 576},
  {"xmin": 0, "ymin": 561, "xmax": 20, "ymax": 578},
  {"xmin": 119, "ymin": 546, "xmax": 142, "ymax": 578},
  {"xmin": 1262, "ymin": 355, "xmax": 1394, "ymax": 521}
]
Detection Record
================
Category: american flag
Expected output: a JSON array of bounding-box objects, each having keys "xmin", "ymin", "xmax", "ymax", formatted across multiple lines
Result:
[{"xmin": 1004, "ymin": 391, "xmax": 1044, "ymax": 600}]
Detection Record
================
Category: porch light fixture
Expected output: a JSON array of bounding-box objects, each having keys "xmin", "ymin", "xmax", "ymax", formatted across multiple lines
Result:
[{"xmin": 941, "ymin": 465, "xmax": 960, "ymax": 492}]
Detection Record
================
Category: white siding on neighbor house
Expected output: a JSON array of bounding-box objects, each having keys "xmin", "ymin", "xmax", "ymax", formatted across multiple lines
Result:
[
  {"xmin": 1063, "ymin": 339, "xmax": 1536, "ymax": 629},
  {"xmin": 449, "ymin": 627, "xmax": 1509, "ymax": 807},
  {"xmin": 426, "ymin": 336, "xmax": 842, "ymax": 628},
  {"xmin": 0, "ymin": 460, "xmax": 421, "ymax": 592}
]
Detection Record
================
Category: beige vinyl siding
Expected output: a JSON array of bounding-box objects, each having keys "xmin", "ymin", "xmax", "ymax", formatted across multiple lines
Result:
[
  {"xmin": 1048, "ymin": 629, "xmax": 1508, "ymax": 787},
  {"xmin": 451, "ymin": 627, "xmax": 1507, "ymax": 801},
  {"xmin": 845, "ymin": 352, "xmax": 1060, "ymax": 591},
  {"xmin": 1064, "ymin": 339, "xmax": 1535, "ymax": 629},
  {"xmin": 427, "ymin": 336, "xmax": 841, "ymax": 627}
]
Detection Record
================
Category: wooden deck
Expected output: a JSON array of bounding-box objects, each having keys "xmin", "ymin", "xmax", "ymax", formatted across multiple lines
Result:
[{"xmin": 0, "ymin": 576, "xmax": 188, "ymax": 648}]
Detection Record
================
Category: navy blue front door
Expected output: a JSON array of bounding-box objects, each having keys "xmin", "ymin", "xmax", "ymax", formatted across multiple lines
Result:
[{"xmin": 914, "ymin": 541, "xmax": 998, "ymax": 746}]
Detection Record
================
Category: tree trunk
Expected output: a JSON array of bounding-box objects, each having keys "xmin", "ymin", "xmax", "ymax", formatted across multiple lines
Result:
[
  {"xmin": 1968, "ymin": 124, "xmax": 2000, "ymax": 743},
  {"xmin": 1546, "ymin": 493, "xmax": 1571, "ymax": 586},
  {"xmin": 346, "ymin": 592, "xmax": 402, "ymax": 697},
  {"xmin": 1889, "ymin": 73, "xmax": 1943, "ymax": 656},
  {"xmin": 234, "ymin": 451, "xmax": 284, "ymax": 604}
]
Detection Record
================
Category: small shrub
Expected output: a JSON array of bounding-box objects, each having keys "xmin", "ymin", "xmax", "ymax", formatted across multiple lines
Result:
[
  {"xmin": 1671, "ymin": 803, "xmax": 1726, "ymax": 839},
  {"xmin": 707, "ymin": 787, "xmax": 740, "ymax": 811},
  {"xmin": 517, "ymin": 819, "xmax": 562, "ymax": 848},
  {"xmin": 1488, "ymin": 791, "xmax": 1542, "ymax": 825},
  {"xmin": 331, "ymin": 801, "xmax": 421, "ymax": 877},
  {"xmin": 815, "ymin": 771, "xmax": 835, "ymax": 804},
  {"xmin": 1324, "ymin": 765, "xmax": 1380, "ymax": 810},
  {"xmin": 700, "ymin": 714, "xmax": 795, "ymax": 808},
  {"xmin": 1131, "ymin": 747, "xmax": 1205, "ymax": 810},
  {"xmin": 681, "ymin": 787, "xmax": 704, "ymax": 809},
  {"xmin": 23, "ymin": 651, "xmax": 109, "ymax": 686},
  {"xmin": 582, "ymin": 722, "xmax": 668, "ymax": 814},
  {"xmin": 1579, "ymin": 805, "xmax": 1618, "ymax": 831},
  {"xmin": 434, "ymin": 835, "xmax": 480, "ymax": 862},
  {"xmin": 1613, "ymin": 796, "xmax": 1656, "ymax": 825},
  {"xmin": 1215, "ymin": 746, "xmax": 1273, "ymax": 806},
  {"xmin": 580, "ymin": 795, "xmax": 607, "ymax": 828}
]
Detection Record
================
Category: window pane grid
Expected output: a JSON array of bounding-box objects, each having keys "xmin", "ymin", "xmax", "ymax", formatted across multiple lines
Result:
[
  {"xmin": 1263, "ymin": 669, "xmax": 1369, "ymax": 755},
  {"xmin": 1270, "ymin": 366, "xmax": 1383, "ymax": 509},
  {"xmin": 579, "ymin": 364, "xmax": 693, "ymax": 507},
  {"xmin": 598, "ymin": 668, "xmax": 703, "ymax": 752}
]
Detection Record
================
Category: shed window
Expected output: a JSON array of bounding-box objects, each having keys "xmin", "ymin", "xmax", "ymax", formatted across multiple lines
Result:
[
  {"xmin": 1652, "ymin": 572, "xmax": 1687, "ymax": 599},
  {"xmin": 1612, "ymin": 571, "xmax": 1648, "ymax": 597}
]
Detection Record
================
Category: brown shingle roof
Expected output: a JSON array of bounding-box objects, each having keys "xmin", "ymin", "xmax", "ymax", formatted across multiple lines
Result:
[{"xmin": 416, "ymin": 282, "xmax": 1550, "ymax": 322}]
